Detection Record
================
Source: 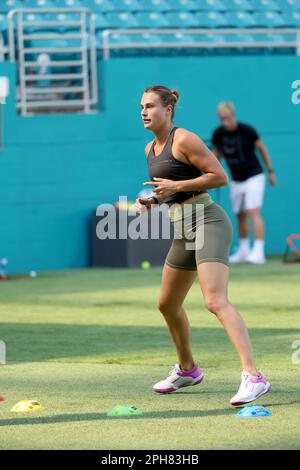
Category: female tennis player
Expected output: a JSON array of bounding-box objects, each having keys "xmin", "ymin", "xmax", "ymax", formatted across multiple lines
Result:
[{"xmin": 135, "ymin": 85, "xmax": 271, "ymax": 406}]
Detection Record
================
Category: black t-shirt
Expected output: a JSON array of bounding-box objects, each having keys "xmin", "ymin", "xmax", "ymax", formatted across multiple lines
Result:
[{"xmin": 212, "ymin": 122, "xmax": 263, "ymax": 181}]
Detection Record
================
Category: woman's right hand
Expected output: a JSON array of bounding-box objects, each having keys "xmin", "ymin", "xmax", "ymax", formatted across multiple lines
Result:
[{"xmin": 133, "ymin": 197, "xmax": 153, "ymax": 214}]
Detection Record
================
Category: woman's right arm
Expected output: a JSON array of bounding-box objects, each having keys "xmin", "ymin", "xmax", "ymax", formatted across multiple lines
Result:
[{"xmin": 134, "ymin": 143, "xmax": 165, "ymax": 213}]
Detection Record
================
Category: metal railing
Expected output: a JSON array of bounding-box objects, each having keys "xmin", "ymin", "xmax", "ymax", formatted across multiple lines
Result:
[
  {"xmin": 101, "ymin": 28, "xmax": 300, "ymax": 60},
  {"xmin": 0, "ymin": 34, "xmax": 6, "ymax": 62},
  {"xmin": 7, "ymin": 8, "xmax": 98, "ymax": 115}
]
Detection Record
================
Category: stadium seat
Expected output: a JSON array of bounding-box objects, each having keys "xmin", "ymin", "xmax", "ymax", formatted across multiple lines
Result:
[
  {"xmin": 110, "ymin": 0, "xmax": 145, "ymax": 12},
  {"xmin": 98, "ymin": 31, "xmax": 166, "ymax": 57},
  {"xmin": 97, "ymin": 30, "xmax": 133, "ymax": 47},
  {"xmin": 134, "ymin": 12, "xmax": 170, "ymax": 28},
  {"xmin": 153, "ymin": 33, "xmax": 211, "ymax": 56},
  {"xmin": 138, "ymin": 0, "xmax": 174, "ymax": 12},
  {"xmin": 195, "ymin": 11, "xmax": 229, "ymax": 27},
  {"xmin": 103, "ymin": 11, "xmax": 139, "ymax": 28},
  {"xmin": 197, "ymin": 0, "xmax": 226, "ymax": 12},
  {"xmin": 222, "ymin": 33, "xmax": 264, "ymax": 54},
  {"xmin": 0, "ymin": 0, "xmax": 23, "ymax": 13},
  {"xmin": 166, "ymin": 0, "xmax": 198, "ymax": 11},
  {"xmin": 253, "ymin": 11, "xmax": 285, "ymax": 27},
  {"xmin": 253, "ymin": 32, "xmax": 295, "ymax": 54},
  {"xmin": 44, "ymin": 10, "xmax": 80, "ymax": 18},
  {"xmin": 126, "ymin": 32, "xmax": 173, "ymax": 56},
  {"xmin": 54, "ymin": 0, "xmax": 84, "ymax": 7},
  {"xmin": 221, "ymin": 0, "xmax": 252, "ymax": 11},
  {"xmin": 277, "ymin": 0, "xmax": 300, "ymax": 12},
  {"xmin": 23, "ymin": 11, "xmax": 47, "ymax": 23},
  {"xmin": 22, "ymin": 11, "xmax": 82, "ymax": 33},
  {"xmin": 124, "ymin": 32, "xmax": 164, "ymax": 44},
  {"xmin": 194, "ymin": 0, "xmax": 226, "ymax": 12},
  {"xmin": 250, "ymin": 0, "xmax": 281, "ymax": 11},
  {"xmin": 193, "ymin": 33, "xmax": 227, "ymax": 43},
  {"xmin": 91, "ymin": 12, "xmax": 109, "ymax": 30},
  {"xmin": 229, "ymin": 33, "xmax": 265, "ymax": 53},
  {"xmin": 192, "ymin": 33, "xmax": 232, "ymax": 56},
  {"xmin": 83, "ymin": 0, "xmax": 117, "ymax": 13},
  {"xmin": 46, "ymin": 11, "xmax": 81, "ymax": 23},
  {"xmin": 281, "ymin": 11, "xmax": 300, "ymax": 26},
  {"xmin": 178, "ymin": 33, "xmax": 207, "ymax": 55},
  {"xmin": 253, "ymin": 32, "xmax": 291, "ymax": 41},
  {"xmin": 171, "ymin": 32, "xmax": 198, "ymax": 43},
  {"xmin": 136, "ymin": 31, "xmax": 197, "ymax": 48},
  {"xmin": 224, "ymin": 33, "xmax": 255, "ymax": 42},
  {"xmin": 22, "ymin": 0, "xmax": 56, "ymax": 8},
  {"xmin": 224, "ymin": 11, "xmax": 257, "ymax": 27},
  {"xmin": 164, "ymin": 11, "xmax": 199, "ymax": 27}
]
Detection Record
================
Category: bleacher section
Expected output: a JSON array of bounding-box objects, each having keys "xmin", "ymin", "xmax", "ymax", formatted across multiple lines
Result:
[
  {"xmin": 0, "ymin": 1, "xmax": 300, "ymax": 32},
  {"xmin": 0, "ymin": 1, "xmax": 299, "ymax": 59},
  {"xmin": 1, "ymin": 1, "xmax": 299, "ymax": 27},
  {"xmin": 1, "ymin": 0, "xmax": 299, "ymax": 114}
]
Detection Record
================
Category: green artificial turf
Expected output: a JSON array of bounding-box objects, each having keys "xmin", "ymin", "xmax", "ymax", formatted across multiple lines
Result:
[{"xmin": 0, "ymin": 259, "xmax": 299, "ymax": 449}]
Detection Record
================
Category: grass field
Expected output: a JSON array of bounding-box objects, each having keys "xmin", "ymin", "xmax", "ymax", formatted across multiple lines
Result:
[{"xmin": 0, "ymin": 258, "xmax": 300, "ymax": 450}]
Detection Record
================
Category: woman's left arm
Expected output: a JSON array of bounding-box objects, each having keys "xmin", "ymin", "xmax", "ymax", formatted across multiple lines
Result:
[{"xmin": 173, "ymin": 130, "xmax": 229, "ymax": 192}]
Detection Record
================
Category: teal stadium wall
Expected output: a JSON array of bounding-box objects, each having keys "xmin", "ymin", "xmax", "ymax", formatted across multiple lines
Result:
[{"xmin": 0, "ymin": 56, "xmax": 300, "ymax": 273}]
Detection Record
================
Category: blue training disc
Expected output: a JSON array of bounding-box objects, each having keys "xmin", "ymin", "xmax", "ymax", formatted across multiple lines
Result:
[{"xmin": 237, "ymin": 405, "xmax": 272, "ymax": 418}]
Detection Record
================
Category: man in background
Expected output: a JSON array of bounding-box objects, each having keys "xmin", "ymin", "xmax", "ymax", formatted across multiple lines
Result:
[{"xmin": 212, "ymin": 102, "xmax": 276, "ymax": 264}]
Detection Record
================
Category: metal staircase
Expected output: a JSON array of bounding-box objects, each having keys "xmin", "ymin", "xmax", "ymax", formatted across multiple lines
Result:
[{"xmin": 8, "ymin": 7, "xmax": 98, "ymax": 115}]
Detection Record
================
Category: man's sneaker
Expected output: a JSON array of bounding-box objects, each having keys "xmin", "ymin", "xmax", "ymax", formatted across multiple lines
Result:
[
  {"xmin": 245, "ymin": 251, "xmax": 266, "ymax": 265},
  {"xmin": 153, "ymin": 363, "xmax": 204, "ymax": 394},
  {"xmin": 230, "ymin": 371, "xmax": 271, "ymax": 406},
  {"xmin": 229, "ymin": 249, "xmax": 250, "ymax": 263}
]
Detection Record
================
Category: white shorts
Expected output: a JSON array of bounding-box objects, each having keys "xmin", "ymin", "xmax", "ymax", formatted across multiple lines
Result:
[{"xmin": 230, "ymin": 173, "xmax": 266, "ymax": 214}]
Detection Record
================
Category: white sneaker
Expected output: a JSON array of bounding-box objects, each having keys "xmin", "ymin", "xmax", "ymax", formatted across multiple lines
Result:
[
  {"xmin": 153, "ymin": 363, "xmax": 204, "ymax": 394},
  {"xmin": 230, "ymin": 371, "xmax": 271, "ymax": 407},
  {"xmin": 229, "ymin": 249, "xmax": 250, "ymax": 263},
  {"xmin": 245, "ymin": 251, "xmax": 266, "ymax": 265}
]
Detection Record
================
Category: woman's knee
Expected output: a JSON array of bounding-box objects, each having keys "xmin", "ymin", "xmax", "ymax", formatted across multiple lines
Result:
[
  {"xmin": 157, "ymin": 298, "xmax": 180, "ymax": 316},
  {"xmin": 204, "ymin": 296, "xmax": 228, "ymax": 316}
]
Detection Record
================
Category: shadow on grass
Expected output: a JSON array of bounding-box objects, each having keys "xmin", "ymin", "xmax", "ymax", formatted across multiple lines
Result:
[
  {"xmin": 2, "ymin": 396, "xmax": 300, "ymax": 427},
  {"xmin": 0, "ymin": 268, "xmax": 165, "ymax": 302},
  {"xmin": 0, "ymin": 258, "xmax": 296, "ymax": 305},
  {"xmin": 0, "ymin": 407, "xmax": 234, "ymax": 427},
  {"xmin": 1, "ymin": 324, "xmax": 299, "ymax": 362}
]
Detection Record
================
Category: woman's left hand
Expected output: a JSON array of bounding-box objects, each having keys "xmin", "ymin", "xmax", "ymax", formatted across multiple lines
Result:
[{"xmin": 143, "ymin": 177, "xmax": 177, "ymax": 198}]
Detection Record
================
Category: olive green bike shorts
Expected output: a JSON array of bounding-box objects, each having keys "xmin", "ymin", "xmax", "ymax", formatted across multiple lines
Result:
[{"xmin": 165, "ymin": 193, "xmax": 233, "ymax": 271}]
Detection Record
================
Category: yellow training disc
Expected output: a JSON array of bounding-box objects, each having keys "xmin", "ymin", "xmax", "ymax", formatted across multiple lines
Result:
[{"xmin": 11, "ymin": 400, "xmax": 44, "ymax": 413}]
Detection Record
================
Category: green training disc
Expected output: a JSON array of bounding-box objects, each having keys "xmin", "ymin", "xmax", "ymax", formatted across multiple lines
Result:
[{"xmin": 107, "ymin": 404, "xmax": 142, "ymax": 417}]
